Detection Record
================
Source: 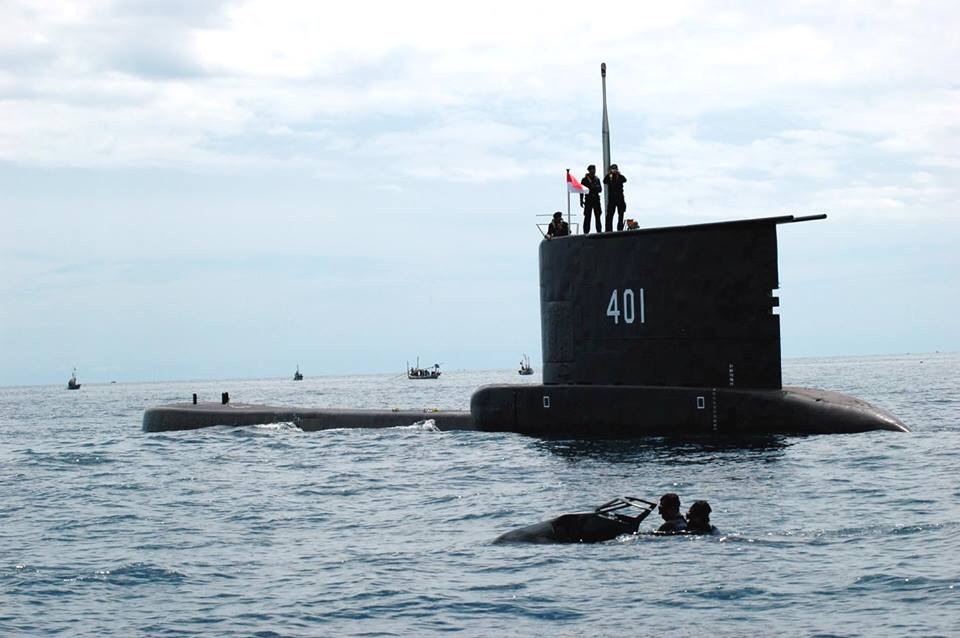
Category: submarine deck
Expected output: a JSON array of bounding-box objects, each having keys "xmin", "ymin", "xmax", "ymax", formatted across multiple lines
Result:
[
  {"xmin": 143, "ymin": 403, "xmax": 475, "ymax": 433},
  {"xmin": 143, "ymin": 385, "xmax": 907, "ymax": 435}
]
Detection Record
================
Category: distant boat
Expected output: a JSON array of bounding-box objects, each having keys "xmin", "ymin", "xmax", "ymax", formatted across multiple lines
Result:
[
  {"xmin": 293, "ymin": 364, "xmax": 303, "ymax": 381},
  {"xmin": 67, "ymin": 368, "xmax": 81, "ymax": 390},
  {"xmin": 407, "ymin": 357, "xmax": 441, "ymax": 380},
  {"xmin": 518, "ymin": 354, "xmax": 534, "ymax": 376}
]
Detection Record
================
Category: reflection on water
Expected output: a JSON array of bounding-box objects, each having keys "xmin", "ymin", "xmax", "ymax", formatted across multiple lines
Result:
[{"xmin": 538, "ymin": 435, "xmax": 790, "ymax": 465}]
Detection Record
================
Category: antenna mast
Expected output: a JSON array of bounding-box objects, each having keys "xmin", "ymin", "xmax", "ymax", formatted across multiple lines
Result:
[{"xmin": 601, "ymin": 63, "xmax": 611, "ymax": 215}]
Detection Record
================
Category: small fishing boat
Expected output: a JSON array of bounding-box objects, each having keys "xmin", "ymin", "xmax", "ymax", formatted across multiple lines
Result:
[
  {"xmin": 518, "ymin": 354, "xmax": 534, "ymax": 376},
  {"xmin": 293, "ymin": 364, "xmax": 303, "ymax": 381},
  {"xmin": 67, "ymin": 368, "xmax": 81, "ymax": 390},
  {"xmin": 407, "ymin": 357, "xmax": 441, "ymax": 379}
]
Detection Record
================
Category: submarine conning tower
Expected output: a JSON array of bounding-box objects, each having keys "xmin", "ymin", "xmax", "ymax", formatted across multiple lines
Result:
[
  {"xmin": 541, "ymin": 214, "xmax": 800, "ymax": 389},
  {"xmin": 470, "ymin": 215, "xmax": 909, "ymax": 435}
]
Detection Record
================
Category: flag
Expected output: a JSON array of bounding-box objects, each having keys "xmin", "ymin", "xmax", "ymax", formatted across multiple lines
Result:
[{"xmin": 566, "ymin": 171, "xmax": 588, "ymax": 194}]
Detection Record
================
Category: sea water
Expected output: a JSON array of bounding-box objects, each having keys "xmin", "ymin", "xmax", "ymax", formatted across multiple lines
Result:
[{"xmin": 1, "ymin": 353, "xmax": 959, "ymax": 636}]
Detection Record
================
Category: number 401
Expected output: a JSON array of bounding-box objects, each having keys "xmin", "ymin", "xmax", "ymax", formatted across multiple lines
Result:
[{"xmin": 606, "ymin": 288, "xmax": 645, "ymax": 325}]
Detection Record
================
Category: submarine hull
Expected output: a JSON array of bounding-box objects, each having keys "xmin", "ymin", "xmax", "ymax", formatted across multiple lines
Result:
[
  {"xmin": 471, "ymin": 384, "xmax": 908, "ymax": 436},
  {"xmin": 143, "ymin": 385, "xmax": 907, "ymax": 435},
  {"xmin": 143, "ymin": 403, "xmax": 475, "ymax": 433}
]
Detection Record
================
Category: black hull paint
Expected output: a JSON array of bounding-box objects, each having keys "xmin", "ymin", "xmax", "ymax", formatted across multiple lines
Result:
[
  {"xmin": 143, "ymin": 404, "xmax": 474, "ymax": 433},
  {"xmin": 143, "ymin": 384, "xmax": 907, "ymax": 434},
  {"xmin": 470, "ymin": 384, "xmax": 908, "ymax": 436}
]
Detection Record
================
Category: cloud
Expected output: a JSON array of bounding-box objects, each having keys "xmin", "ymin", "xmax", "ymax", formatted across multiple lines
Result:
[
  {"xmin": 4, "ymin": 1, "xmax": 960, "ymax": 383},
  {"xmin": 0, "ymin": 0, "xmax": 958, "ymax": 213},
  {"xmin": 810, "ymin": 183, "xmax": 955, "ymax": 221}
]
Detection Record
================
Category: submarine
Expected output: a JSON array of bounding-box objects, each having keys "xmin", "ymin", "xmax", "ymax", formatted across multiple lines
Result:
[
  {"xmin": 143, "ymin": 213, "xmax": 907, "ymax": 435},
  {"xmin": 143, "ymin": 63, "xmax": 906, "ymax": 436}
]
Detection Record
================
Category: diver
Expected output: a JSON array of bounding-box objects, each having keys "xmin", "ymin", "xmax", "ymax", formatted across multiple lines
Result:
[
  {"xmin": 494, "ymin": 494, "xmax": 720, "ymax": 543},
  {"xmin": 655, "ymin": 492, "xmax": 688, "ymax": 534},
  {"xmin": 685, "ymin": 500, "xmax": 716, "ymax": 535}
]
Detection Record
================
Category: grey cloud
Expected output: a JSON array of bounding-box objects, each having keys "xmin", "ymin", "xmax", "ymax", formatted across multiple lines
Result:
[
  {"xmin": 98, "ymin": 0, "xmax": 233, "ymax": 79},
  {"xmin": 100, "ymin": 36, "xmax": 208, "ymax": 79},
  {"xmin": 103, "ymin": 0, "xmax": 233, "ymax": 27},
  {"xmin": 3, "ymin": 1, "xmax": 233, "ymax": 80}
]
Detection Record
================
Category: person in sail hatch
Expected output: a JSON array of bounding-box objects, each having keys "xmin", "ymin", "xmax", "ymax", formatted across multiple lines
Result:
[
  {"xmin": 655, "ymin": 492, "xmax": 688, "ymax": 534},
  {"xmin": 546, "ymin": 211, "xmax": 570, "ymax": 239},
  {"xmin": 579, "ymin": 164, "xmax": 603, "ymax": 234},
  {"xmin": 685, "ymin": 500, "xmax": 716, "ymax": 535},
  {"xmin": 602, "ymin": 163, "xmax": 627, "ymax": 232}
]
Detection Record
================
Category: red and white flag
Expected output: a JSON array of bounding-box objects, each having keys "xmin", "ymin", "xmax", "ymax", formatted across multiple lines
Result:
[{"xmin": 566, "ymin": 171, "xmax": 589, "ymax": 194}]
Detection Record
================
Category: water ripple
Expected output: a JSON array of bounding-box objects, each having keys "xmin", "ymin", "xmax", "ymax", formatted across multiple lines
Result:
[{"xmin": 2, "ymin": 357, "xmax": 959, "ymax": 635}]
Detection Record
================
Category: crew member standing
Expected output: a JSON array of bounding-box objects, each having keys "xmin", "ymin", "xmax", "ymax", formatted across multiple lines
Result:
[
  {"xmin": 603, "ymin": 163, "xmax": 627, "ymax": 232},
  {"xmin": 579, "ymin": 164, "xmax": 603, "ymax": 234}
]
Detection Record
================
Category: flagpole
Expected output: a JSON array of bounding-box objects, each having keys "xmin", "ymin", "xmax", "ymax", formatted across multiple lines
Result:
[{"xmin": 565, "ymin": 168, "xmax": 571, "ymax": 229}]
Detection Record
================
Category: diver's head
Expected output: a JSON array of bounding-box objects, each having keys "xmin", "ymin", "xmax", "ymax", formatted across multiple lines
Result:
[
  {"xmin": 687, "ymin": 500, "xmax": 712, "ymax": 525},
  {"xmin": 658, "ymin": 492, "xmax": 681, "ymax": 520}
]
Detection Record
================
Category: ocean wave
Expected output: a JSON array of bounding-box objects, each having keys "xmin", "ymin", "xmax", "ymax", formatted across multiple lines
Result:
[
  {"xmin": 251, "ymin": 421, "xmax": 303, "ymax": 433},
  {"xmin": 394, "ymin": 419, "xmax": 440, "ymax": 432}
]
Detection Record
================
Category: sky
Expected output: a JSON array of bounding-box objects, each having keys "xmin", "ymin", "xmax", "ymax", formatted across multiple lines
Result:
[{"xmin": 1, "ymin": 0, "xmax": 958, "ymax": 386}]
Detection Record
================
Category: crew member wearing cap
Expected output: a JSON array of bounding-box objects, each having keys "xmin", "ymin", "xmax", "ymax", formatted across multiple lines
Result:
[
  {"xmin": 579, "ymin": 164, "xmax": 603, "ymax": 234},
  {"xmin": 602, "ymin": 164, "xmax": 628, "ymax": 232},
  {"xmin": 655, "ymin": 492, "xmax": 688, "ymax": 534},
  {"xmin": 685, "ymin": 500, "xmax": 716, "ymax": 535},
  {"xmin": 546, "ymin": 211, "xmax": 570, "ymax": 239}
]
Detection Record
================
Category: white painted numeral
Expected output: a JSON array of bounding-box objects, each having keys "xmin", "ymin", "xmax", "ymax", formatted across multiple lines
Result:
[
  {"xmin": 606, "ymin": 289, "xmax": 621, "ymax": 324},
  {"xmin": 623, "ymin": 288, "xmax": 635, "ymax": 324},
  {"xmin": 606, "ymin": 288, "xmax": 645, "ymax": 325}
]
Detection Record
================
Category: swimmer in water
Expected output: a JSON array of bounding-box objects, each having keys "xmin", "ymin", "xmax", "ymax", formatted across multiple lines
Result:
[
  {"xmin": 655, "ymin": 493, "xmax": 688, "ymax": 534},
  {"xmin": 685, "ymin": 500, "xmax": 716, "ymax": 535}
]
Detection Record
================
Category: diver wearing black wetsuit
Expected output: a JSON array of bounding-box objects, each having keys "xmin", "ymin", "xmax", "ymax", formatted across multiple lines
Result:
[
  {"xmin": 496, "ymin": 494, "xmax": 716, "ymax": 543},
  {"xmin": 655, "ymin": 493, "xmax": 688, "ymax": 534},
  {"xmin": 685, "ymin": 500, "xmax": 717, "ymax": 535}
]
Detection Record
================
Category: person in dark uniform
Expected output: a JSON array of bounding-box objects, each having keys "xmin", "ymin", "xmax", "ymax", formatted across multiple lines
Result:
[
  {"xmin": 655, "ymin": 492, "xmax": 688, "ymax": 534},
  {"xmin": 546, "ymin": 211, "xmax": 569, "ymax": 239},
  {"xmin": 685, "ymin": 500, "xmax": 716, "ymax": 535},
  {"xmin": 602, "ymin": 163, "xmax": 627, "ymax": 232},
  {"xmin": 579, "ymin": 164, "xmax": 603, "ymax": 234}
]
